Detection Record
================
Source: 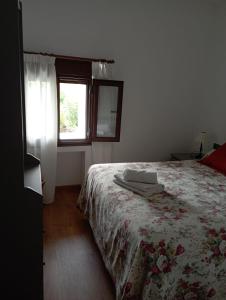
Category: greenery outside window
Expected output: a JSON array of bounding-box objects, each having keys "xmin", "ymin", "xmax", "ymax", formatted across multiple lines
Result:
[
  {"xmin": 57, "ymin": 78, "xmax": 91, "ymax": 146},
  {"xmin": 56, "ymin": 58, "xmax": 124, "ymax": 146}
]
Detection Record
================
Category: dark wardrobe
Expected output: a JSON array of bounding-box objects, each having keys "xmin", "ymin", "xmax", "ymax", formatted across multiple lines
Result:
[{"xmin": 1, "ymin": 1, "xmax": 43, "ymax": 299}]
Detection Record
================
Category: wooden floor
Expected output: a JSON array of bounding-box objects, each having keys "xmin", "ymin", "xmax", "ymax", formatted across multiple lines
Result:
[{"xmin": 43, "ymin": 187, "xmax": 115, "ymax": 300}]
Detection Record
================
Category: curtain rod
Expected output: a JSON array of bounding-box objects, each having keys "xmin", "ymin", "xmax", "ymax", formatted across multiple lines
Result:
[{"xmin": 24, "ymin": 51, "xmax": 114, "ymax": 64}]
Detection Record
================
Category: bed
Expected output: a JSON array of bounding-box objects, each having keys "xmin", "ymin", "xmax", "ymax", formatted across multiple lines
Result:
[{"xmin": 77, "ymin": 159, "xmax": 226, "ymax": 299}]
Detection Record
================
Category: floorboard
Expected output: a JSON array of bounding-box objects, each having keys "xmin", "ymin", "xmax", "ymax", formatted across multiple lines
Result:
[{"xmin": 43, "ymin": 187, "xmax": 115, "ymax": 300}]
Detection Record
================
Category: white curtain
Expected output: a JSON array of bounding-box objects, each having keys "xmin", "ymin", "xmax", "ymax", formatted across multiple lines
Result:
[
  {"xmin": 92, "ymin": 61, "xmax": 113, "ymax": 79},
  {"xmin": 24, "ymin": 54, "xmax": 57, "ymax": 204},
  {"xmin": 91, "ymin": 62, "xmax": 113, "ymax": 164}
]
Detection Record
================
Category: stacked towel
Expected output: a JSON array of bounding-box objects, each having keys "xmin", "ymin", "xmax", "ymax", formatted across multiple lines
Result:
[
  {"xmin": 113, "ymin": 169, "xmax": 164, "ymax": 198},
  {"xmin": 123, "ymin": 168, "xmax": 158, "ymax": 184}
]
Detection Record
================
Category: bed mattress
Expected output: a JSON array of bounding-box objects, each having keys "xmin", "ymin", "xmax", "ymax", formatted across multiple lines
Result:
[{"xmin": 78, "ymin": 160, "xmax": 226, "ymax": 299}]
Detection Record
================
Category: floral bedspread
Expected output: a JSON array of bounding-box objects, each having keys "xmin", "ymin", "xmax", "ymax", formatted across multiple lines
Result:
[{"xmin": 77, "ymin": 160, "xmax": 226, "ymax": 300}]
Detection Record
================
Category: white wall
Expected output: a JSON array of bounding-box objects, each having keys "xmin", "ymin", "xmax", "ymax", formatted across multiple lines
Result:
[
  {"xmin": 194, "ymin": 0, "xmax": 226, "ymax": 150},
  {"xmin": 56, "ymin": 152, "xmax": 84, "ymax": 186},
  {"xmin": 213, "ymin": 2, "xmax": 226, "ymax": 143},
  {"xmin": 22, "ymin": 0, "xmax": 221, "ymax": 185},
  {"xmin": 208, "ymin": 1, "xmax": 226, "ymax": 145}
]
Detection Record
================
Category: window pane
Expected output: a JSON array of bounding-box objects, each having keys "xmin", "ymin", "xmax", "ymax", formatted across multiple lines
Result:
[
  {"xmin": 96, "ymin": 86, "xmax": 118, "ymax": 137},
  {"xmin": 59, "ymin": 82, "xmax": 86, "ymax": 140}
]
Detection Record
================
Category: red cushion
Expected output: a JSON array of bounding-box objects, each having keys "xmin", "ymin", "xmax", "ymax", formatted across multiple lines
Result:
[{"xmin": 199, "ymin": 142, "xmax": 226, "ymax": 175}]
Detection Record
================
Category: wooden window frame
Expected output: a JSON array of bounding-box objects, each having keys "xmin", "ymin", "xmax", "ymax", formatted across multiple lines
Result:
[
  {"xmin": 57, "ymin": 77, "xmax": 92, "ymax": 146},
  {"xmin": 92, "ymin": 79, "xmax": 124, "ymax": 142},
  {"xmin": 56, "ymin": 60, "xmax": 124, "ymax": 146}
]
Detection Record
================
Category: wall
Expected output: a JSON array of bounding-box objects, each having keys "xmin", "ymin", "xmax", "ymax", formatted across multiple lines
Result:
[
  {"xmin": 208, "ymin": 1, "xmax": 226, "ymax": 145},
  {"xmin": 56, "ymin": 152, "xmax": 84, "ymax": 186},
  {"xmin": 194, "ymin": 0, "xmax": 226, "ymax": 151},
  {"xmin": 22, "ymin": 0, "xmax": 219, "ymax": 185}
]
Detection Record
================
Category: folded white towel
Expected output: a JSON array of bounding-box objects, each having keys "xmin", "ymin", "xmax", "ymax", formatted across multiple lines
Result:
[
  {"xmin": 123, "ymin": 168, "xmax": 158, "ymax": 184},
  {"xmin": 114, "ymin": 174, "xmax": 161, "ymax": 191},
  {"xmin": 114, "ymin": 174, "xmax": 164, "ymax": 197}
]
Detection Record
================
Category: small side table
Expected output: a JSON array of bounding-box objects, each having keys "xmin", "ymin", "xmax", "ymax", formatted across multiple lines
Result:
[{"xmin": 171, "ymin": 153, "xmax": 203, "ymax": 161}]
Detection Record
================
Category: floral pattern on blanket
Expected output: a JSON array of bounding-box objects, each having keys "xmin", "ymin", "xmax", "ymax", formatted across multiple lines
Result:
[{"xmin": 77, "ymin": 160, "xmax": 226, "ymax": 300}]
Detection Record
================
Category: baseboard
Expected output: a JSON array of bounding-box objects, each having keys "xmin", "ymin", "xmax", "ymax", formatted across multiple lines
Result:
[{"xmin": 55, "ymin": 184, "xmax": 81, "ymax": 192}]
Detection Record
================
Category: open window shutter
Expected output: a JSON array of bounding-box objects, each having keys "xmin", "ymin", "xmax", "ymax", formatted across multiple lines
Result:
[{"xmin": 92, "ymin": 79, "xmax": 123, "ymax": 142}]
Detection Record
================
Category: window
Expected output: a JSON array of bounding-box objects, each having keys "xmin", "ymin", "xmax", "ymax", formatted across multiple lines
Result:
[
  {"xmin": 56, "ymin": 58, "xmax": 92, "ymax": 146},
  {"xmin": 58, "ymin": 79, "xmax": 90, "ymax": 145},
  {"xmin": 92, "ymin": 79, "xmax": 123, "ymax": 142},
  {"xmin": 56, "ymin": 58, "xmax": 124, "ymax": 146},
  {"xmin": 59, "ymin": 81, "xmax": 87, "ymax": 140}
]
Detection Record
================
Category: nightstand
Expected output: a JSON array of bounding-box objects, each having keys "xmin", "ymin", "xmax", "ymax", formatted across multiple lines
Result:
[{"xmin": 171, "ymin": 153, "xmax": 203, "ymax": 161}]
